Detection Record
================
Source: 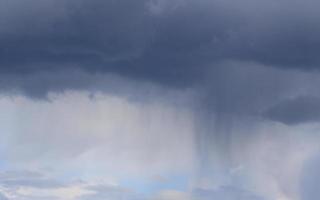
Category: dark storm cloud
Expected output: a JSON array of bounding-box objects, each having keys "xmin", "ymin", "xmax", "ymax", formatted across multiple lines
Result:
[
  {"xmin": 1, "ymin": 0, "xmax": 320, "ymax": 124},
  {"xmin": 1, "ymin": 0, "xmax": 320, "ymax": 90},
  {"xmin": 263, "ymin": 95, "xmax": 320, "ymax": 125}
]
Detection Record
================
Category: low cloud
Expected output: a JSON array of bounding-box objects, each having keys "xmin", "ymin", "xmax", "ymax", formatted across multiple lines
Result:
[
  {"xmin": 192, "ymin": 186, "xmax": 264, "ymax": 200},
  {"xmin": 79, "ymin": 184, "xmax": 143, "ymax": 200},
  {"xmin": 0, "ymin": 91, "xmax": 195, "ymax": 177},
  {"xmin": 263, "ymin": 96, "xmax": 320, "ymax": 125}
]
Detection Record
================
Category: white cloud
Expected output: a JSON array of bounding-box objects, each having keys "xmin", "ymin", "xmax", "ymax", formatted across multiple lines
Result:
[
  {"xmin": 0, "ymin": 90, "xmax": 196, "ymax": 178},
  {"xmin": 1, "ymin": 70, "xmax": 320, "ymax": 200},
  {"xmin": 228, "ymin": 122, "xmax": 320, "ymax": 200},
  {"xmin": 151, "ymin": 190, "xmax": 191, "ymax": 200}
]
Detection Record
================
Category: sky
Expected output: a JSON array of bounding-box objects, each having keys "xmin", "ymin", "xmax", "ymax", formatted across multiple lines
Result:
[{"xmin": 0, "ymin": 0, "xmax": 320, "ymax": 199}]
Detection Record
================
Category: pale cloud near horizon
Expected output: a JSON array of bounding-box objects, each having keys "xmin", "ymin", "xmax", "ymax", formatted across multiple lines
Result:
[
  {"xmin": 0, "ymin": 90, "xmax": 196, "ymax": 177},
  {"xmin": 0, "ymin": 90, "xmax": 196, "ymax": 199},
  {"xmin": 1, "ymin": 90, "xmax": 320, "ymax": 200}
]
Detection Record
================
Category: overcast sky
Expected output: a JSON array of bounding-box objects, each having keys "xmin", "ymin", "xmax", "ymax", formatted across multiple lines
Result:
[{"xmin": 1, "ymin": 0, "xmax": 320, "ymax": 199}]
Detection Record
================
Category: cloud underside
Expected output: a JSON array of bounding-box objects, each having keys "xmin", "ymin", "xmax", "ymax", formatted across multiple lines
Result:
[
  {"xmin": 1, "ymin": 0, "xmax": 320, "ymax": 84},
  {"xmin": 1, "ymin": 0, "xmax": 320, "ymax": 125},
  {"xmin": 263, "ymin": 96, "xmax": 320, "ymax": 125}
]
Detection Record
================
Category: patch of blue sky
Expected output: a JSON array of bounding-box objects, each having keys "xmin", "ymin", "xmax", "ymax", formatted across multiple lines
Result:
[
  {"xmin": 0, "ymin": 152, "xmax": 8, "ymax": 170},
  {"xmin": 0, "ymin": 148, "xmax": 8, "ymax": 171}
]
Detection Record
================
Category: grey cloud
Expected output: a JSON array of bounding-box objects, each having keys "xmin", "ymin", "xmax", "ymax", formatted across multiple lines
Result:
[
  {"xmin": 13, "ymin": 195, "xmax": 59, "ymax": 200},
  {"xmin": 80, "ymin": 185, "xmax": 265, "ymax": 200},
  {"xmin": 1, "ymin": 1, "xmax": 320, "ymax": 198},
  {"xmin": 262, "ymin": 95, "xmax": 320, "ymax": 125},
  {"xmin": 192, "ymin": 186, "xmax": 265, "ymax": 200},
  {"xmin": 1, "ymin": 178, "xmax": 63, "ymax": 189},
  {"xmin": 0, "ymin": 170, "xmax": 43, "ymax": 180},
  {"xmin": 194, "ymin": 64, "xmax": 320, "ymax": 165},
  {"xmin": 1, "ymin": 0, "xmax": 320, "ymax": 94},
  {"xmin": 1, "ymin": 0, "xmax": 320, "ymax": 126},
  {"xmin": 79, "ymin": 184, "xmax": 144, "ymax": 200},
  {"xmin": 0, "ymin": 170, "xmax": 65, "ymax": 189}
]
